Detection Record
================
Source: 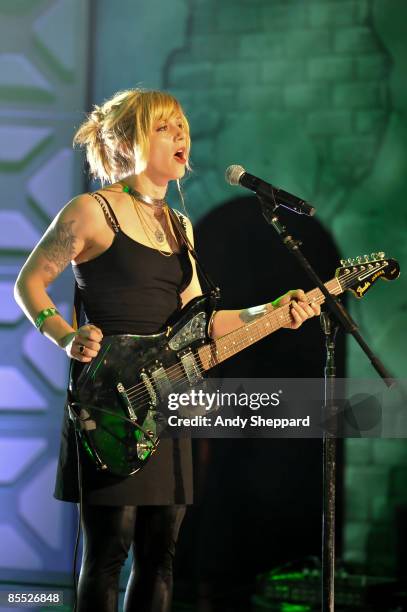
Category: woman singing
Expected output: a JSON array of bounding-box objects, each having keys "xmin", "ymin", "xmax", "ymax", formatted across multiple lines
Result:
[{"xmin": 14, "ymin": 88, "xmax": 320, "ymax": 612}]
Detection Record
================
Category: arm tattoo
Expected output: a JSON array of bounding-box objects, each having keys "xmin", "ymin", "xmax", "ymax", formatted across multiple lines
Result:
[
  {"xmin": 239, "ymin": 303, "xmax": 270, "ymax": 324},
  {"xmin": 39, "ymin": 220, "xmax": 77, "ymax": 276}
]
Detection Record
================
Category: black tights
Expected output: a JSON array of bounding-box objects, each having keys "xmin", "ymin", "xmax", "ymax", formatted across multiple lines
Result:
[{"xmin": 77, "ymin": 504, "xmax": 186, "ymax": 612}]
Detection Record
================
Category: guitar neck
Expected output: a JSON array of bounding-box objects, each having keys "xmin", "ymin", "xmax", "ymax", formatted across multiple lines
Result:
[{"xmin": 198, "ymin": 278, "xmax": 342, "ymax": 371}]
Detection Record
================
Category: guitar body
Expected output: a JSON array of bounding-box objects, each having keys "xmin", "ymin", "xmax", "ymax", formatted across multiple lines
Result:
[{"xmin": 69, "ymin": 293, "xmax": 216, "ymax": 477}]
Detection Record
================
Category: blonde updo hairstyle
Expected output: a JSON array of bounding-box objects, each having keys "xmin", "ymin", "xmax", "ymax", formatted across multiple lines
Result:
[{"xmin": 73, "ymin": 88, "xmax": 191, "ymax": 185}]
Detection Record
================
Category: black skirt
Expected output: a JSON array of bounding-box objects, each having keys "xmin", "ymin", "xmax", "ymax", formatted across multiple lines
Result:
[{"xmin": 54, "ymin": 401, "xmax": 193, "ymax": 506}]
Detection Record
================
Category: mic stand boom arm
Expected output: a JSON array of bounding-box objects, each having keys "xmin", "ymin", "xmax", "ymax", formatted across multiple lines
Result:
[{"xmin": 258, "ymin": 195, "xmax": 394, "ymax": 386}]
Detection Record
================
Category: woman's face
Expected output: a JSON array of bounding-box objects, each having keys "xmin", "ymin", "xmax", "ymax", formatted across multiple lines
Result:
[{"xmin": 144, "ymin": 113, "xmax": 189, "ymax": 184}]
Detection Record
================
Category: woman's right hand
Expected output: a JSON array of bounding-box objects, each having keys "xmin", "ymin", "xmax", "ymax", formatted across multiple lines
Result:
[{"xmin": 60, "ymin": 324, "xmax": 103, "ymax": 362}]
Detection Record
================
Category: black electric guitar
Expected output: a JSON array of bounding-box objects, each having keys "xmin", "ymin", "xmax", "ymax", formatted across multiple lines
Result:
[{"xmin": 69, "ymin": 254, "xmax": 399, "ymax": 476}]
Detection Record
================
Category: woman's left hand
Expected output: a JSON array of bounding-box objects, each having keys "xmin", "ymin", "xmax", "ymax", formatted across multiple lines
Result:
[{"xmin": 272, "ymin": 289, "xmax": 321, "ymax": 330}]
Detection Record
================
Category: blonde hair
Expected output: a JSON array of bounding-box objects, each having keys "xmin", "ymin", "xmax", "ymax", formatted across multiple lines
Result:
[{"xmin": 73, "ymin": 88, "xmax": 191, "ymax": 185}]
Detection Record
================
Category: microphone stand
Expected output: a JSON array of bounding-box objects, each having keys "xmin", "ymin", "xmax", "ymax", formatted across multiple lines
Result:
[
  {"xmin": 257, "ymin": 195, "xmax": 394, "ymax": 612},
  {"xmin": 320, "ymin": 311, "xmax": 339, "ymax": 612}
]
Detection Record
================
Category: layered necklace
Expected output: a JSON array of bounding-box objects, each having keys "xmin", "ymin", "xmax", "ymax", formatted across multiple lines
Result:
[{"xmin": 121, "ymin": 182, "xmax": 173, "ymax": 256}]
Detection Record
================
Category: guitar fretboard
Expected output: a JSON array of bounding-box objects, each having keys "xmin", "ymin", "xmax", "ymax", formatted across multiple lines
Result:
[{"xmin": 197, "ymin": 278, "xmax": 341, "ymax": 371}]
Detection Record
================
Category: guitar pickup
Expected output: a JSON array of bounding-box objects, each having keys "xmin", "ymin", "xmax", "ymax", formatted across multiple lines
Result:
[
  {"xmin": 150, "ymin": 366, "xmax": 172, "ymax": 401},
  {"xmin": 180, "ymin": 350, "xmax": 202, "ymax": 385}
]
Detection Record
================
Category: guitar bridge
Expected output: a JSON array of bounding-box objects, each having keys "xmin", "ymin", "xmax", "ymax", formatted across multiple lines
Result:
[
  {"xmin": 140, "ymin": 372, "xmax": 158, "ymax": 407},
  {"xmin": 117, "ymin": 382, "xmax": 138, "ymax": 422}
]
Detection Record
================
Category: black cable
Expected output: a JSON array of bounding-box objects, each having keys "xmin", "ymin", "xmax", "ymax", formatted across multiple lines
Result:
[
  {"xmin": 69, "ymin": 401, "xmax": 161, "ymax": 442},
  {"xmin": 72, "ymin": 429, "xmax": 84, "ymax": 612}
]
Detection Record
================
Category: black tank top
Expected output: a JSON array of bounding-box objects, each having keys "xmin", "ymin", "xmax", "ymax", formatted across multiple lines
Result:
[
  {"xmin": 55, "ymin": 192, "xmax": 194, "ymax": 506},
  {"xmin": 73, "ymin": 192, "xmax": 193, "ymax": 335}
]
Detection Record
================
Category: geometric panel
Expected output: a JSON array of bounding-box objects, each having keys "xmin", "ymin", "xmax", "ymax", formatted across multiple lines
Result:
[
  {"xmin": 0, "ymin": 125, "xmax": 52, "ymax": 164},
  {"xmin": 27, "ymin": 148, "xmax": 75, "ymax": 220},
  {"xmin": 0, "ymin": 438, "xmax": 47, "ymax": 484},
  {"xmin": 0, "ymin": 0, "xmax": 89, "ymax": 582},
  {"xmin": 1, "ymin": 0, "xmax": 43, "ymax": 13},
  {"xmin": 33, "ymin": 0, "xmax": 76, "ymax": 75},
  {"xmin": 0, "ymin": 524, "xmax": 42, "ymax": 569},
  {"xmin": 0, "ymin": 367, "xmax": 47, "ymax": 411},
  {"xmin": 0, "ymin": 53, "xmax": 53, "ymax": 97},
  {"xmin": 23, "ymin": 303, "xmax": 70, "ymax": 392},
  {"xmin": 0, "ymin": 281, "xmax": 24, "ymax": 324},
  {"xmin": 19, "ymin": 460, "xmax": 64, "ymax": 549},
  {"xmin": 0, "ymin": 211, "xmax": 41, "ymax": 251}
]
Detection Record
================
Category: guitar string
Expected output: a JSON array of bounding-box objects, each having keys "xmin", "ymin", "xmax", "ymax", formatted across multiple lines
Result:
[
  {"xmin": 124, "ymin": 286, "xmax": 374, "ymax": 411},
  {"xmin": 124, "ymin": 288, "xmax": 329, "ymax": 405},
  {"xmin": 123, "ymin": 282, "xmax": 333, "ymax": 400},
  {"xmin": 124, "ymin": 302, "xmax": 296, "ymax": 403},
  {"xmin": 123, "ymin": 277, "xmax": 345, "ymax": 402},
  {"xmin": 123, "ymin": 290, "xmax": 331, "ymax": 411},
  {"xmin": 127, "ymin": 302, "xmax": 310, "ymax": 402},
  {"xmin": 122, "ymin": 265, "xmax": 383, "ymax": 406},
  {"xmin": 124, "ymin": 280, "xmax": 344, "ymax": 405}
]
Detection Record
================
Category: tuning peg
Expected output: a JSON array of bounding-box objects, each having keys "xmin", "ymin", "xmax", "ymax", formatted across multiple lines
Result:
[
  {"xmin": 356, "ymin": 256, "xmax": 363, "ymax": 263},
  {"xmin": 371, "ymin": 252, "xmax": 377, "ymax": 260},
  {"xmin": 364, "ymin": 254, "xmax": 370, "ymax": 262},
  {"xmin": 347, "ymin": 258, "xmax": 355, "ymax": 265},
  {"xmin": 378, "ymin": 251, "xmax": 385, "ymax": 259},
  {"xmin": 340, "ymin": 259, "xmax": 346, "ymax": 266}
]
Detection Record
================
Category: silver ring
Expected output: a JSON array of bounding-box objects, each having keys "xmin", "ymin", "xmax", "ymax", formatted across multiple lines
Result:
[{"xmin": 79, "ymin": 345, "xmax": 85, "ymax": 354}]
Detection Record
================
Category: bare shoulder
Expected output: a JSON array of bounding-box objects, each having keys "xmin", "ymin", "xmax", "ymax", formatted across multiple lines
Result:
[
  {"xmin": 52, "ymin": 191, "xmax": 111, "ymax": 241},
  {"xmin": 59, "ymin": 191, "xmax": 104, "ymax": 223},
  {"xmin": 22, "ymin": 192, "xmax": 106, "ymax": 280}
]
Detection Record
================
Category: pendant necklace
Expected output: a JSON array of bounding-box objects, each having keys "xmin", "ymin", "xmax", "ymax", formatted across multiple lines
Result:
[
  {"xmin": 121, "ymin": 182, "xmax": 167, "ymax": 244},
  {"xmin": 121, "ymin": 181, "xmax": 173, "ymax": 255}
]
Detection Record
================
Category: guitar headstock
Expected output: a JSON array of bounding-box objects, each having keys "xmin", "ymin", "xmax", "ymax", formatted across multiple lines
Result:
[{"xmin": 336, "ymin": 252, "xmax": 400, "ymax": 298}]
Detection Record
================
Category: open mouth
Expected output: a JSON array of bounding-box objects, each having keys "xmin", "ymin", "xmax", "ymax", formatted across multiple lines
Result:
[{"xmin": 174, "ymin": 148, "xmax": 187, "ymax": 163}]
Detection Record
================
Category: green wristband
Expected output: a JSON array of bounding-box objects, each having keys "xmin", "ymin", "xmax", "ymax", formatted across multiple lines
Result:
[{"xmin": 35, "ymin": 307, "xmax": 61, "ymax": 332}]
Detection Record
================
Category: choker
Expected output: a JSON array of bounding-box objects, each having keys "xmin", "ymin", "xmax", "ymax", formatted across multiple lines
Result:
[{"xmin": 121, "ymin": 182, "xmax": 166, "ymax": 208}]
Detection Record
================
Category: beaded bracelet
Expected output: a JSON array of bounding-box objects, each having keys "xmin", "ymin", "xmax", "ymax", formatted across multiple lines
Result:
[{"xmin": 35, "ymin": 307, "xmax": 61, "ymax": 332}]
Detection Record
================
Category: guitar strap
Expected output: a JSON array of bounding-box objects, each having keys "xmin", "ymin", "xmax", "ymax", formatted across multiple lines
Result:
[{"xmin": 168, "ymin": 207, "xmax": 220, "ymax": 297}]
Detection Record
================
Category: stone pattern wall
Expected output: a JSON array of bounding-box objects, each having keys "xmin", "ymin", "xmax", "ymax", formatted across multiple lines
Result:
[
  {"xmin": 163, "ymin": 0, "xmax": 406, "ymax": 575},
  {"xmin": 345, "ymin": 438, "xmax": 407, "ymax": 573},
  {"xmin": 166, "ymin": 0, "xmax": 390, "ymax": 223}
]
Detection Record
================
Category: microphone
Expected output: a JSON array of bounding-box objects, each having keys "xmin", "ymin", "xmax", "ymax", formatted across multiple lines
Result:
[{"xmin": 225, "ymin": 165, "xmax": 316, "ymax": 216}]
